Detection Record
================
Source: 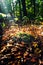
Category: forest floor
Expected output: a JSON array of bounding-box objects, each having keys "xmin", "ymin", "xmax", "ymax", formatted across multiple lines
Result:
[
  {"xmin": 0, "ymin": 24, "xmax": 43, "ymax": 65},
  {"xmin": 2, "ymin": 25, "xmax": 43, "ymax": 40}
]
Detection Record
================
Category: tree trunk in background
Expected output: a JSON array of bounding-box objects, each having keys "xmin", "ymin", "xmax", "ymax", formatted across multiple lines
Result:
[
  {"xmin": 21, "ymin": 0, "xmax": 27, "ymax": 16},
  {"xmin": 40, "ymin": 2, "xmax": 43, "ymax": 18},
  {"xmin": 15, "ymin": 2, "xmax": 18, "ymax": 17},
  {"xmin": 18, "ymin": 0, "xmax": 22, "ymax": 20},
  {"xmin": 30, "ymin": 0, "xmax": 36, "ymax": 20},
  {"xmin": 33, "ymin": 0, "xmax": 36, "ymax": 20},
  {"xmin": 0, "ymin": 19, "xmax": 3, "ymax": 45}
]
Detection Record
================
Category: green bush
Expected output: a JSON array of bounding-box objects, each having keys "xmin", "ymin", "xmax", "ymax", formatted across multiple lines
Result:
[
  {"xmin": 22, "ymin": 16, "xmax": 29, "ymax": 25},
  {"xmin": 34, "ymin": 16, "xmax": 43, "ymax": 25},
  {"xmin": 17, "ymin": 33, "xmax": 35, "ymax": 44},
  {"xmin": 0, "ymin": 15, "xmax": 3, "ymax": 19},
  {"xmin": 35, "ymin": 16, "xmax": 43, "ymax": 21},
  {"xmin": 0, "ymin": 14, "xmax": 5, "ymax": 27},
  {"xmin": 34, "ymin": 20, "xmax": 41, "ymax": 25},
  {"xmin": 0, "ymin": 14, "xmax": 4, "ymax": 22}
]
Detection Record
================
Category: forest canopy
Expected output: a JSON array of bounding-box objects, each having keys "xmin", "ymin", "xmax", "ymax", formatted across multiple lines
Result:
[{"xmin": 0, "ymin": 0, "xmax": 43, "ymax": 24}]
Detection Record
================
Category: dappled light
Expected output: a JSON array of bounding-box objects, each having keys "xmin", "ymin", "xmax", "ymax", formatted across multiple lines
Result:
[{"xmin": 0, "ymin": 0, "xmax": 43, "ymax": 65}]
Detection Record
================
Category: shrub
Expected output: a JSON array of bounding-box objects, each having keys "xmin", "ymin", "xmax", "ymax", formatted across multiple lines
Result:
[
  {"xmin": 36, "ymin": 16, "xmax": 42, "ymax": 21},
  {"xmin": 17, "ymin": 33, "xmax": 35, "ymax": 45},
  {"xmin": 22, "ymin": 16, "xmax": 29, "ymax": 25}
]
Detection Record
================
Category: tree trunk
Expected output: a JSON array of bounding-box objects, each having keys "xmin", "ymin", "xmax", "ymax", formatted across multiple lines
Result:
[
  {"xmin": 30, "ymin": 0, "xmax": 36, "ymax": 20},
  {"xmin": 33, "ymin": 0, "xmax": 36, "ymax": 20},
  {"xmin": 18, "ymin": 0, "xmax": 22, "ymax": 20},
  {"xmin": 0, "ymin": 19, "xmax": 3, "ymax": 45},
  {"xmin": 31, "ymin": 0, "xmax": 36, "ymax": 21},
  {"xmin": 21, "ymin": 0, "xmax": 27, "ymax": 16}
]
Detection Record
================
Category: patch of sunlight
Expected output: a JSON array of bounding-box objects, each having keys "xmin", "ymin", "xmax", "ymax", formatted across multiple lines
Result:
[
  {"xmin": 2, "ymin": 22, "xmax": 6, "ymax": 27},
  {"xmin": 14, "ymin": 18, "xmax": 18, "ymax": 21},
  {"xmin": 0, "ymin": 13, "xmax": 6, "ymax": 17},
  {"xmin": 13, "ymin": 0, "xmax": 16, "ymax": 3}
]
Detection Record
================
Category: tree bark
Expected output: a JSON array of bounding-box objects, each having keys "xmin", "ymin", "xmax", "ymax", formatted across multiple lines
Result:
[
  {"xmin": 18, "ymin": 0, "xmax": 22, "ymax": 20},
  {"xmin": 21, "ymin": 0, "xmax": 27, "ymax": 16}
]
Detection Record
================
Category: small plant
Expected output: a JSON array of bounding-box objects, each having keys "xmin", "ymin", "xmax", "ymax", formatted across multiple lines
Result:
[
  {"xmin": 0, "ymin": 14, "xmax": 4, "ymax": 22},
  {"xmin": 16, "ymin": 33, "xmax": 35, "ymax": 45},
  {"xmin": 35, "ymin": 16, "xmax": 43, "ymax": 25},
  {"xmin": 0, "ymin": 15, "xmax": 3, "ymax": 19},
  {"xmin": 22, "ymin": 16, "xmax": 29, "ymax": 25},
  {"xmin": 34, "ymin": 20, "xmax": 41, "ymax": 25}
]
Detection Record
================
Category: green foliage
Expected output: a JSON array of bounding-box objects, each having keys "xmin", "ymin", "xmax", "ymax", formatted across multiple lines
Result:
[
  {"xmin": 34, "ymin": 20, "xmax": 41, "ymax": 25},
  {"xmin": 0, "ymin": 0, "xmax": 43, "ymax": 23},
  {"xmin": 2, "ymin": 22, "xmax": 6, "ymax": 28},
  {"xmin": 36, "ymin": 16, "xmax": 43, "ymax": 21},
  {"xmin": 14, "ymin": 17, "xmax": 18, "ymax": 21},
  {"xmin": 0, "ymin": 15, "xmax": 3, "ymax": 19},
  {"xmin": 17, "ymin": 33, "xmax": 35, "ymax": 44},
  {"xmin": 22, "ymin": 16, "xmax": 29, "ymax": 25},
  {"xmin": 0, "ymin": 14, "xmax": 6, "ymax": 28},
  {"xmin": 34, "ymin": 15, "xmax": 43, "ymax": 25},
  {"xmin": 22, "ymin": 16, "xmax": 29, "ymax": 20}
]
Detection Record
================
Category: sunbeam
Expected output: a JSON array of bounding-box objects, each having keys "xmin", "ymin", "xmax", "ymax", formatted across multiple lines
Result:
[{"xmin": 0, "ymin": 0, "xmax": 8, "ymax": 14}]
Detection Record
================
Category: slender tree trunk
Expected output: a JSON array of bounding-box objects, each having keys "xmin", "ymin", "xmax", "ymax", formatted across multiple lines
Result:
[
  {"xmin": 18, "ymin": 0, "xmax": 22, "ymax": 20},
  {"xmin": 15, "ymin": 2, "xmax": 17, "ymax": 17},
  {"xmin": 21, "ymin": 0, "xmax": 27, "ymax": 16},
  {"xmin": 0, "ymin": 19, "xmax": 3, "ymax": 46},
  {"xmin": 33, "ymin": 0, "xmax": 36, "ymax": 20}
]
